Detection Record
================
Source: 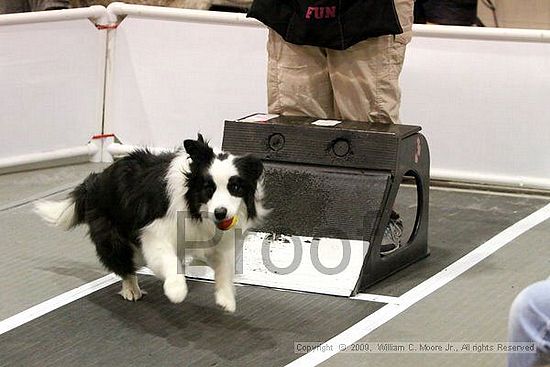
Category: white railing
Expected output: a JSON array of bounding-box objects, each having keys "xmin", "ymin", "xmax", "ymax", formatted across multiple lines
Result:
[
  {"xmin": 0, "ymin": 5, "xmax": 106, "ymax": 25},
  {"xmin": 107, "ymin": 3, "xmax": 550, "ymax": 43},
  {"xmin": 107, "ymin": 2, "xmax": 261, "ymax": 27},
  {"xmin": 0, "ymin": 6, "xmax": 108, "ymax": 169},
  {"xmin": 0, "ymin": 144, "xmax": 98, "ymax": 174},
  {"xmin": 413, "ymin": 23, "xmax": 550, "ymax": 43}
]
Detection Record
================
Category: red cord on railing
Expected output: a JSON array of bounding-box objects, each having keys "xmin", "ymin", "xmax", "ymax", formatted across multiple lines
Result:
[
  {"xmin": 96, "ymin": 24, "xmax": 118, "ymax": 30},
  {"xmin": 91, "ymin": 133, "xmax": 115, "ymax": 140}
]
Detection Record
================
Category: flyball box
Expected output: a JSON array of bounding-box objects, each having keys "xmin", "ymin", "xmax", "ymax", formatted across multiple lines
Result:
[{"xmin": 221, "ymin": 114, "xmax": 430, "ymax": 294}]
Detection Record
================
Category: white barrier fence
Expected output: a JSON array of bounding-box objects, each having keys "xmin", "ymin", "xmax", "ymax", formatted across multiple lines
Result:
[
  {"xmin": 1, "ymin": 3, "xmax": 549, "ymax": 189},
  {"xmin": 401, "ymin": 24, "xmax": 550, "ymax": 190},
  {"xmin": 0, "ymin": 7, "xmax": 108, "ymax": 173},
  {"xmin": 104, "ymin": 3, "xmax": 267, "ymax": 149}
]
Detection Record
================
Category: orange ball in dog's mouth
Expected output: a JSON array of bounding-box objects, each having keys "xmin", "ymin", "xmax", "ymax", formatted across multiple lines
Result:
[{"xmin": 216, "ymin": 216, "xmax": 238, "ymax": 231}]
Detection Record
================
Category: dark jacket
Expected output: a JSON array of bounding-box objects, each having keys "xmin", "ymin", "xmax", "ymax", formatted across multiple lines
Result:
[
  {"xmin": 247, "ymin": 0, "xmax": 403, "ymax": 50},
  {"xmin": 414, "ymin": 0, "xmax": 478, "ymax": 25}
]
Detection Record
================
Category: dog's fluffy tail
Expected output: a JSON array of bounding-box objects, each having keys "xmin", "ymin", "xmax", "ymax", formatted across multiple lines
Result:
[
  {"xmin": 34, "ymin": 198, "xmax": 78, "ymax": 230},
  {"xmin": 34, "ymin": 174, "xmax": 93, "ymax": 230}
]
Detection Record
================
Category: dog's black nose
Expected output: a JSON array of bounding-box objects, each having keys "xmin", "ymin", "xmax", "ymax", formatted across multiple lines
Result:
[{"xmin": 214, "ymin": 207, "xmax": 227, "ymax": 221}]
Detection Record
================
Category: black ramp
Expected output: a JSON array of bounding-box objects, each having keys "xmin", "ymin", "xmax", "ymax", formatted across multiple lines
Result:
[
  {"xmin": 0, "ymin": 278, "xmax": 381, "ymax": 367},
  {"xmin": 260, "ymin": 162, "xmax": 388, "ymax": 240}
]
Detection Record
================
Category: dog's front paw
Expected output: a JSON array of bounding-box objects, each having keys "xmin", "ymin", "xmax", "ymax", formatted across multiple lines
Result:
[
  {"xmin": 215, "ymin": 289, "xmax": 236, "ymax": 313},
  {"xmin": 164, "ymin": 275, "xmax": 188, "ymax": 303}
]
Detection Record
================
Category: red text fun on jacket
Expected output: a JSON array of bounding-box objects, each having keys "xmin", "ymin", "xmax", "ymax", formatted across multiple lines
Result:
[{"xmin": 305, "ymin": 6, "xmax": 337, "ymax": 19}]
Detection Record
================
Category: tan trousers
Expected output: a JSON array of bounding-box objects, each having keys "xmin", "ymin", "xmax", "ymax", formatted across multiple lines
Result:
[
  {"xmin": 0, "ymin": 0, "xmax": 69, "ymax": 13},
  {"xmin": 267, "ymin": 0, "xmax": 414, "ymax": 124}
]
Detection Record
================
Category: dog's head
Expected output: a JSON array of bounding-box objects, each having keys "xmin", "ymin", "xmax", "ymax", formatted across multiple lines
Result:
[{"xmin": 183, "ymin": 134, "xmax": 266, "ymax": 230}]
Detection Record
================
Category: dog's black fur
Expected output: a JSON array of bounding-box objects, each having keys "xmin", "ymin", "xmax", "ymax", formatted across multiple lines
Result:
[
  {"xmin": 70, "ymin": 150, "xmax": 176, "ymax": 277},
  {"xmin": 59, "ymin": 135, "xmax": 263, "ymax": 279}
]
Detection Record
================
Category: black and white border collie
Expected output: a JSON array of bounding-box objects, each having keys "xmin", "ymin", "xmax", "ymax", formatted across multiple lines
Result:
[{"xmin": 35, "ymin": 134, "xmax": 266, "ymax": 313}]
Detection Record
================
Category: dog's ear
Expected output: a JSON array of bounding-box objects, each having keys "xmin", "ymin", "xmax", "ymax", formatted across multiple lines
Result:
[
  {"xmin": 184, "ymin": 134, "xmax": 213, "ymax": 163},
  {"xmin": 235, "ymin": 155, "xmax": 264, "ymax": 181}
]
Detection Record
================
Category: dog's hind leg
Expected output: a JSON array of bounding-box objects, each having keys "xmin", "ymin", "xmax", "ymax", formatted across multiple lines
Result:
[
  {"xmin": 119, "ymin": 274, "xmax": 145, "ymax": 301},
  {"xmin": 88, "ymin": 217, "xmax": 144, "ymax": 301}
]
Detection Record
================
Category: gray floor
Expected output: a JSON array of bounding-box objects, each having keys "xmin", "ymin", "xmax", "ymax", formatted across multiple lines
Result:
[
  {"xmin": 374, "ymin": 188, "xmax": 549, "ymax": 296},
  {"xmin": 0, "ymin": 277, "xmax": 381, "ymax": 367},
  {"xmin": 0, "ymin": 163, "xmax": 106, "ymax": 209},
  {"xmin": 0, "ymin": 164, "xmax": 548, "ymax": 367},
  {"xmin": 321, "ymin": 219, "xmax": 550, "ymax": 367},
  {"xmin": 0, "ymin": 164, "xmax": 109, "ymax": 319}
]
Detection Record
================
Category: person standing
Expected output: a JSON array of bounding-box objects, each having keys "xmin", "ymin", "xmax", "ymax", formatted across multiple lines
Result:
[
  {"xmin": 248, "ymin": 0, "xmax": 413, "ymax": 125},
  {"xmin": 508, "ymin": 279, "xmax": 550, "ymax": 367},
  {"xmin": 247, "ymin": 0, "xmax": 413, "ymax": 253}
]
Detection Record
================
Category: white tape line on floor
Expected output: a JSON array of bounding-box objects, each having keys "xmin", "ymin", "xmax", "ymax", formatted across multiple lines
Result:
[
  {"xmin": 286, "ymin": 203, "xmax": 550, "ymax": 367},
  {"xmin": 0, "ymin": 273, "xmax": 119, "ymax": 335},
  {"xmin": 350, "ymin": 293, "xmax": 401, "ymax": 305}
]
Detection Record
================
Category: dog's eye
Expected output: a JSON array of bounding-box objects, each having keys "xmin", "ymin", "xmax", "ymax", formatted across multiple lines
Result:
[
  {"xmin": 203, "ymin": 181, "xmax": 215, "ymax": 197},
  {"xmin": 228, "ymin": 182, "xmax": 243, "ymax": 196}
]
